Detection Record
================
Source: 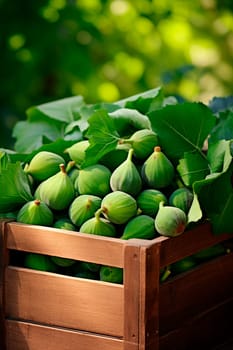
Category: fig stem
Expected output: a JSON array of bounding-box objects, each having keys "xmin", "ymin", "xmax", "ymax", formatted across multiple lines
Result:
[
  {"xmin": 127, "ymin": 148, "xmax": 134, "ymax": 161},
  {"xmin": 95, "ymin": 208, "xmax": 103, "ymax": 221},
  {"xmin": 59, "ymin": 163, "xmax": 67, "ymax": 174}
]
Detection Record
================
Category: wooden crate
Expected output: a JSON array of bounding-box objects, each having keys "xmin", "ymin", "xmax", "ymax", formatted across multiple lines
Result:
[{"xmin": 0, "ymin": 219, "xmax": 232, "ymax": 350}]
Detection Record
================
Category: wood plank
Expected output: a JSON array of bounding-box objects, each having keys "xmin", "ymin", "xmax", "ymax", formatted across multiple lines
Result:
[
  {"xmin": 138, "ymin": 242, "xmax": 160, "ymax": 350},
  {"xmin": 6, "ymin": 319, "xmax": 124, "ymax": 350},
  {"xmin": 5, "ymin": 266, "xmax": 124, "ymax": 337},
  {"xmin": 158, "ymin": 222, "xmax": 232, "ymax": 268},
  {"xmin": 123, "ymin": 242, "xmax": 140, "ymax": 350},
  {"xmin": 159, "ymin": 298, "xmax": 233, "ymax": 350},
  {"xmin": 6, "ymin": 222, "xmax": 126, "ymax": 268},
  {"xmin": 0, "ymin": 220, "xmax": 10, "ymax": 349},
  {"xmin": 159, "ymin": 251, "xmax": 233, "ymax": 335}
]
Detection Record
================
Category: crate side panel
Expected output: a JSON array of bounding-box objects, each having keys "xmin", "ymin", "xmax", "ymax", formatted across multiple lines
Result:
[
  {"xmin": 159, "ymin": 297, "xmax": 233, "ymax": 350},
  {"xmin": 5, "ymin": 267, "xmax": 124, "ymax": 337},
  {"xmin": 6, "ymin": 222, "xmax": 125, "ymax": 267},
  {"xmin": 158, "ymin": 222, "xmax": 232, "ymax": 268},
  {"xmin": 159, "ymin": 251, "xmax": 233, "ymax": 334},
  {"xmin": 6, "ymin": 319, "xmax": 124, "ymax": 350}
]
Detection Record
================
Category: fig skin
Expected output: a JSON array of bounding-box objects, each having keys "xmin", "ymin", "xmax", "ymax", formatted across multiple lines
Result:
[
  {"xmin": 168, "ymin": 187, "xmax": 194, "ymax": 214},
  {"xmin": 155, "ymin": 201, "xmax": 187, "ymax": 237},
  {"xmin": 16, "ymin": 199, "xmax": 54, "ymax": 226},
  {"xmin": 76, "ymin": 164, "xmax": 111, "ymax": 197},
  {"xmin": 34, "ymin": 164, "xmax": 75, "ymax": 211},
  {"xmin": 121, "ymin": 214, "xmax": 157, "ymax": 240},
  {"xmin": 101, "ymin": 190, "xmax": 137, "ymax": 225},
  {"xmin": 141, "ymin": 146, "xmax": 175, "ymax": 189},
  {"xmin": 65, "ymin": 140, "xmax": 90, "ymax": 166},
  {"xmin": 79, "ymin": 208, "xmax": 117, "ymax": 237},
  {"xmin": 136, "ymin": 189, "xmax": 167, "ymax": 217},
  {"xmin": 110, "ymin": 148, "xmax": 142, "ymax": 196},
  {"xmin": 25, "ymin": 151, "xmax": 65, "ymax": 182},
  {"xmin": 119, "ymin": 129, "xmax": 158, "ymax": 160},
  {"xmin": 69, "ymin": 194, "xmax": 102, "ymax": 227}
]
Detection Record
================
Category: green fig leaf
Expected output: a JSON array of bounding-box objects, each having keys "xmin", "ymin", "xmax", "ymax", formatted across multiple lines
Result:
[
  {"xmin": 148, "ymin": 102, "xmax": 216, "ymax": 161},
  {"xmin": 116, "ymin": 86, "xmax": 164, "ymax": 114},
  {"xmin": 189, "ymin": 141, "xmax": 233, "ymax": 234},
  {"xmin": 109, "ymin": 108, "xmax": 151, "ymax": 136},
  {"xmin": 177, "ymin": 151, "xmax": 210, "ymax": 187},
  {"xmin": 0, "ymin": 161, "xmax": 33, "ymax": 212},
  {"xmin": 82, "ymin": 110, "xmax": 120, "ymax": 167},
  {"xmin": 208, "ymin": 96, "xmax": 233, "ymax": 114},
  {"xmin": 207, "ymin": 139, "xmax": 231, "ymax": 173},
  {"xmin": 26, "ymin": 95, "xmax": 85, "ymax": 123},
  {"xmin": 12, "ymin": 119, "xmax": 63, "ymax": 153},
  {"xmin": 208, "ymin": 110, "xmax": 233, "ymax": 143}
]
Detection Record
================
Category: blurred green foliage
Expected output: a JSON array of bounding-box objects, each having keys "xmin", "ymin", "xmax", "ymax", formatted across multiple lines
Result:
[{"xmin": 1, "ymin": 0, "xmax": 233, "ymax": 148}]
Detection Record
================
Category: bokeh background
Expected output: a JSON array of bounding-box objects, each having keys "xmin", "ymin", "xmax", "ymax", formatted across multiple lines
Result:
[{"xmin": 1, "ymin": 0, "xmax": 233, "ymax": 148}]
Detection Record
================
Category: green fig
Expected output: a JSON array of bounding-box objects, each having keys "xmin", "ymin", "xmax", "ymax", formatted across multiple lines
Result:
[
  {"xmin": 155, "ymin": 201, "xmax": 187, "ymax": 237},
  {"xmin": 25, "ymin": 151, "xmax": 65, "ymax": 182},
  {"xmin": 79, "ymin": 208, "xmax": 117, "ymax": 237},
  {"xmin": 65, "ymin": 140, "xmax": 90, "ymax": 166},
  {"xmin": 121, "ymin": 214, "xmax": 157, "ymax": 240},
  {"xmin": 69, "ymin": 194, "xmax": 102, "ymax": 227},
  {"xmin": 24, "ymin": 253, "xmax": 57, "ymax": 272},
  {"xmin": 76, "ymin": 164, "xmax": 111, "ymax": 197},
  {"xmin": 50, "ymin": 256, "xmax": 76, "ymax": 267},
  {"xmin": 35, "ymin": 164, "xmax": 75, "ymax": 211},
  {"xmin": 171, "ymin": 256, "xmax": 197, "ymax": 275},
  {"xmin": 141, "ymin": 146, "xmax": 175, "ymax": 189},
  {"xmin": 136, "ymin": 189, "xmax": 167, "ymax": 217},
  {"xmin": 17, "ymin": 199, "xmax": 54, "ymax": 226},
  {"xmin": 101, "ymin": 191, "xmax": 137, "ymax": 224},
  {"xmin": 168, "ymin": 187, "xmax": 194, "ymax": 214},
  {"xmin": 53, "ymin": 217, "xmax": 76, "ymax": 231},
  {"xmin": 110, "ymin": 148, "xmax": 142, "ymax": 196},
  {"xmin": 119, "ymin": 129, "xmax": 158, "ymax": 160},
  {"xmin": 100, "ymin": 266, "xmax": 123, "ymax": 284}
]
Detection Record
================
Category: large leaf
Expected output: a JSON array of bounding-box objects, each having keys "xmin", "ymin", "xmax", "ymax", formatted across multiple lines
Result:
[
  {"xmin": 109, "ymin": 108, "xmax": 151, "ymax": 136},
  {"xmin": 177, "ymin": 151, "xmax": 210, "ymax": 187},
  {"xmin": 26, "ymin": 95, "xmax": 85, "ymax": 123},
  {"xmin": 148, "ymin": 102, "xmax": 216, "ymax": 161},
  {"xmin": 208, "ymin": 110, "xmax": 233, "ymax": 143},
  {"xmin": 12, "ymin": 119, "xmax": 63, "ymax": 153},
  {"xmin": 189, "ymin": 140, "xmax": 233, "ymax": 234},
  {"xmin": 0, "ymin": 161, "xmax": 33, "ymax": 212},
  {"xmin": 207, "ymin": 139, "xmax": 230, "ymax": 173},
  {"xmin": 208, "ymin": 96, "xmax": 233, "ymax": 114},
  {"xmin": 82, "ymin": 110, "xmax": 120, "ymax": 167},
  {"xmin": 116, "ymin": 86, "xmax": 164, "ymax": 114}
]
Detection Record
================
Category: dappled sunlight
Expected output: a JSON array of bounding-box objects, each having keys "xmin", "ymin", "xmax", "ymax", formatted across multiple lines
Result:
[{"xmin": 1, "ymin": 0, "xmax": 233, "ymax": 147}]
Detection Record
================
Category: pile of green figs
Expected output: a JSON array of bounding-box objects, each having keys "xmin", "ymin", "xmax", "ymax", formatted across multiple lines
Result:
[{"xmin": 15, "ymin": 129, "xmax": 196, "ymax": 282}]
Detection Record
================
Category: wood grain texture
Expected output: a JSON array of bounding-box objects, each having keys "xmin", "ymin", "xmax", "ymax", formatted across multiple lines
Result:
[
  {"xmin": 159, "ymin": 298, "xmax": 233, "ymax": 350},
  {"xmin": 158, "ymin": 222, "xmax": 232, "ymax": 268},
  {"xmin": 6, "ymin": 222, "xmax": 126, "ymax": 267},
  {"xmin": 5, "ymin": 266, "xmax": 124, "ymax": 337},
  {"xmin": 138, "ymin": 242, "xmax": 161, "ymax": 350},
  {"xmin": 123, "ymin": 242, "xmax": 140, "ymax": 350},
  {"xmin": 6, "ymin": 319, "xmax": 124, "ymax": 350},
  {"xmin": 159, "ymin": 250, "xmax": 233, "ymax": 335}
]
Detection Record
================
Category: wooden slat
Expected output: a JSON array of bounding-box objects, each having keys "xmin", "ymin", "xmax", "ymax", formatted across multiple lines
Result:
[
  {"xmin": 159, "ymin": 251, "xmax": 233, "ymax": 335},
  {"xmin": 6, "ymin": 222, "xmax": 126, "ymax": 268},
  {"xmin": 6, "ymin": 319, "xmax": 124, "ymax": 350},
  {"xmin": 5, "ymin": 266, "xmax": 124, "ymax": 337},
  {"xmin": 158, "ymin": 222, "xmax": 232, "ymax": 268},
  {"xmin": 138, "ymin": 242, "xmax": 161, "ymax": 350},
  {"xmin": 159, "ymin": 298, "xmax": 233, "ymax": 350},
  {"xmin": 0, "ymin": 220, "xmax": 11, "ymax": 349},
  {"xmin": 123, "ymin": 242, "xmax": 140, "ymax": 350}
]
